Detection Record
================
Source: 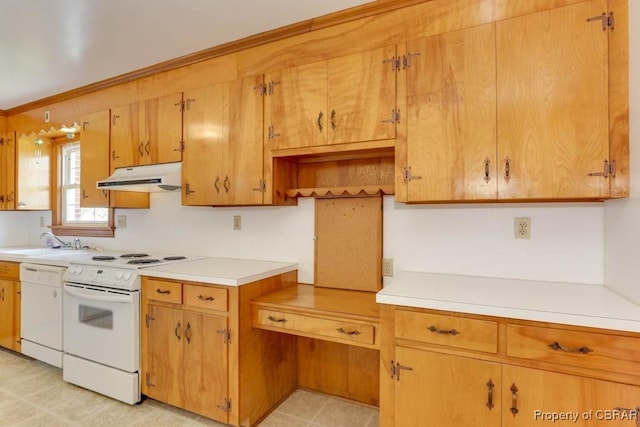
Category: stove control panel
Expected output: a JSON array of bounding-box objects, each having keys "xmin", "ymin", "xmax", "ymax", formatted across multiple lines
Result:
[{"xmin": 64, "ymin": 264, "xmax": 140, "ymax": 290}]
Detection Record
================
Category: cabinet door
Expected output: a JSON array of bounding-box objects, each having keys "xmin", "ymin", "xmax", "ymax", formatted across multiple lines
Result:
[
  {"xmin": 12, "ymin": 282, "xmax": 20, "ymax": 352},
  {"xmin": 497, "ymin": 0, "xmax": 609, "ymax": 199},
  {"xmin": 503, "ymin": 365, "xmax": 640, "ymax": 426},
  {"xmin": 16, "ymin": 134, "xmax": 50, "ymax": 210},
  {"xmin": 328, "ymin": 46, "xmax": 397, "ymax": 145},
  {"xmin": 265, "ymin": 61, "xmax": 328, "ymax": 150},
  {"xmin": 394, "ymin": 347, "xmax": 501, "ymax": 427},
  {"xmin": 110, "ymin": 103, "xmax": 141, "ymax": 170},
  {"xmin": 225, "ymin": 75, "xmax": 264, "ymax": 205},
  {"xmin": 0, "ymin": 131, "xmax": 16, "ymax": 210},
  {"xmin": 146, "ymin": 304, "xmax": 184, "ymax": 407},
  {"xmin": 182, "ymin": 311, "xmax": 228, "ymax": 422},
  {"xmin": 182, "ymin": 83, "xmax": 227, "ymax": 205},
  {"xmin": 80, "ymin": 110, "xmax": 110, "ymax": 207},
  {"xmin": 405, "ymin": 24, "xmax": 497, "ymax": 202},
  {"xmin": 0, "ymin": 280, "xmax": 17, "ymax": 349},
  {"xmin": 144, "ymin": 92, "xmax": 183, "ymax": 164}
]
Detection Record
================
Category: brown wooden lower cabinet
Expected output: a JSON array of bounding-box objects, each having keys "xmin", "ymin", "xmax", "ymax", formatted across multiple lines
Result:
[
  {"xmin": 0, "ymin": 261, "xmax": 21, "ymax": 352},
  {"xmin": 381, "ymin": 305, "xmax": 640, "ymax": 426},
  {"xmin": 141, "ymin": 272, "xmax": 298, "ymax": 426}
]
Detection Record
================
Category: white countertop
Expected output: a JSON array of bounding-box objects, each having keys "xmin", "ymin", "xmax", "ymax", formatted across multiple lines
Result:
[
  {"xmin": 377, "ymin": 272, "xmax": 640, "ymax": 333},
  {"xmin": 139, "ymin": 257, "xmax": 298, "ymax": 286}
]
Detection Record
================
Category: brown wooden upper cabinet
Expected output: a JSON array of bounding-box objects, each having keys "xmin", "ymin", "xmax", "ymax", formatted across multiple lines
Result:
[
  {"xmin": 110, "ymin": 92, "xmax": 183, "ymax": 169},
  {"xmin": 182, "ymin": 75, "xmax": 265, "ymax": 206},
  {"xmin": 15, "ymin": 133, "xmax": 51, "ymax": 210},
  {"xmin": 265, "ymin": 45, "xmax": 398, "ymax": 151},
  {"xmin": 400, "ymin": 0, "xmax": 624, "ymax": 202},
  {"xmin": 0, "ymin": 132, "xmax": 16, "ymax": 210},
  {"xmin": 80, "ymin": 110, "xmax": 148, "ymax": 209}
]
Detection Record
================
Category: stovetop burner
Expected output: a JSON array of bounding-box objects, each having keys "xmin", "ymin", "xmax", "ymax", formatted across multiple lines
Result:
[
  {"xmin": 92, "ymin": 255, "xmax": 116, "ymax": 261},
  {"xmin": 163, "ymin": 256, "xmax": 187, "ymax": 261},
  {"xmin": 120, "ymin": 253, "xmax": 149, "ymax": 258},
  {"xmin": 127, "ymin": 258, "xmax": 161, "ymax": 265}
]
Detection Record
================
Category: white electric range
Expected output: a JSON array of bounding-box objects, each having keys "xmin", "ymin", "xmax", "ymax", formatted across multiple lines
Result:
[{"xmin": 62, "ymin": 251, "xmax": 199, "ymax": 404}]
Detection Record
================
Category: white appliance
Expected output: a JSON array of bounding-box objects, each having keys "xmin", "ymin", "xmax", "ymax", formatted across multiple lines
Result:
[
  {"xmin": 62, "ymin": 252, "xmax": 196, "ymax": 405},
  {"xmin": 20, "ymin": 263, "xmax": 67, "ymax": 368},
  {"xmin": 96, "ymin": 162, "xmax": 181, "ymax": 192}
]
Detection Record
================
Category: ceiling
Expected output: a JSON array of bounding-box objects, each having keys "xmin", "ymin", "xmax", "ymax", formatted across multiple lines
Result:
[{"xmin": 0, "ymin": 0, "xmax": 373, "ymax": 111}]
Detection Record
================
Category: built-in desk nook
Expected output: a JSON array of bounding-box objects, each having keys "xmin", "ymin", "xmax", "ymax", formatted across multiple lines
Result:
[{"xmin": 251, "ymin": 196, "xmax": 383, "ymax": 406}]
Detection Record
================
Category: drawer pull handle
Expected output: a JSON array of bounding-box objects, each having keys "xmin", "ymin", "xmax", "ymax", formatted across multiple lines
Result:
[
  {"xmin": 156, "ymin": 289, "xmax": 171, "ymax": 295},
  {"xmin": 510, "ymin": 383, "xmax": 519, "ymax": 416},
  {"xmin": 197, "ymin": 295, "xmax": 215, "ymax": 301},
  {"xmin": 548, "ymin": 341, "xmax": 593, "ymax": 354},
  {"xmin": 336, "ymin": 327, "xmax": 361, "ymax": 336},
  {"xmin": 427, "ymin": 325, "xmax": 459, "ymax": 336},
  {"xmin": 486, "ymin": 379, "xmax": 494, "ymax": 410},
  {"xmin": 267, "ymin": 315, "xmax": 287, "ymax": 323}
]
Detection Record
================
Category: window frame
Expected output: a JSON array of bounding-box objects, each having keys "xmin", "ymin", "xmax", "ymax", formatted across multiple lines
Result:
[{"xmin": 51, "ymin": 136, "xmax": 115, "ymax": 238}]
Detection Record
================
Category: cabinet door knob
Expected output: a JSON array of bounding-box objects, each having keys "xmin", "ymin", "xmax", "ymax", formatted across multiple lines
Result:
[
  {"xmin": 548, "ymin": 341, "xmax": 593, "ymax": 354},
  {"xmin": 510, "ymin": 383, "xmax": 519, "ymax": 416},
  {"xmin": 427, "ymin": 325, "xmax": 459, "ymax": 336},
  {"xmin": 174, "ymin": 321, "xmax": 182, "ymax": 340}
]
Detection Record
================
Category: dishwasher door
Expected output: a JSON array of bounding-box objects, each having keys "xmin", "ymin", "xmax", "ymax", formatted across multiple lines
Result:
[{"xmin": 20, "ymin": 263, "xmax": 66, "ymax": 367}]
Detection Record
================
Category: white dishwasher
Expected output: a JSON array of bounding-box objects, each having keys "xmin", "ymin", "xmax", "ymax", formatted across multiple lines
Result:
[{"xmin": 20, "ymin": 263, "xmax": 66, "ymax": 368}]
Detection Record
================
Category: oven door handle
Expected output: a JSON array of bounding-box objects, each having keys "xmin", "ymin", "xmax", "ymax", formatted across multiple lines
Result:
[{"xmin": 64, "ymin": 286, "xmax": 135, "ymax": 304}]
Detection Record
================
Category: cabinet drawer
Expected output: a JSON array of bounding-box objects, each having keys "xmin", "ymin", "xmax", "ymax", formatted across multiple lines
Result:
[
  {"xmin": 395, "ymin": 310, "xmax": 497, "ymax": 353},
  {"xmin": 183, "ymin": 284, "xmax": 227, "ymax": 312},
  {"xmin": 144, "ymin": 278, "xmax": 182, "ymax": 304},
  {"xmin": 256, "ymin": 309, "xmax": 375, "ymax": 346},
  {"xmin": 506, "ymin": 325, "xmax": 640, "ymax": 375},
  {"xmin": 0, "ymin": 262, "xmax": 19, "ymax": 280}
]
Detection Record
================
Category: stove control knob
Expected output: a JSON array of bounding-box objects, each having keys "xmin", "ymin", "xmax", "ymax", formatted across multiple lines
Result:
[
  {"xmin": 71, "ymin": 266, "xmax": 83, "ymax": 275},
  {"xmin": 115, "ymin": 271, "xmax": 124, "ymax": 280},
  {"xmin": 123, "ymin": 271, "xmax": 133, "ymax": 281}
]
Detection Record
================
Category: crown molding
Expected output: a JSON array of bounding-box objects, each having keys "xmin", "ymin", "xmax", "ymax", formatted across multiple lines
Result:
[{"xmin": 5, "ymin": 0, "xmax": 426, "ymax": 116}]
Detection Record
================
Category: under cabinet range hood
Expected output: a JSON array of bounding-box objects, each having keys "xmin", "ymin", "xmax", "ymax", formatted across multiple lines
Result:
[{"xmin": 97, "ymin": 162, "xmax": 182, "ymax": 192}]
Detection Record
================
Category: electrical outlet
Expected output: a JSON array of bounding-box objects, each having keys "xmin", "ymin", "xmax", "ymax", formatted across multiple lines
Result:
[
  {"xmin": 514, "ymin": 217, "xmax": 531, "ymax": 239},
  {"xmin": 382, "ymin": 258, "xmax": 394, "ymax": 277},
  {"xmin": 233, "ymin": 215, "xmax": 241, "ymax": 231},
  {"xmin": 39, "ymin": 216, "xmax": 45, "ymax": 227},
  {"xmin": 117, "ymin": 215, "xmax": 127, "ymax": 229}
]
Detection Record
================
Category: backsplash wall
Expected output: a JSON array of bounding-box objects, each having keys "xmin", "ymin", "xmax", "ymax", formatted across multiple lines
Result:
[{"xmin": 7, "ymin": 194, "xmax": 605, "ymax": 285}]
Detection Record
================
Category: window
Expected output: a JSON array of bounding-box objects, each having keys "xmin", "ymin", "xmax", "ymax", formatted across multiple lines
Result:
[
  {"xmin": 60, "ymin": 142, "xmax": 109, "ymax": 225},
  {"xmin": 51, "ymin": 138, "xmax": 114, "ymax": 237}
]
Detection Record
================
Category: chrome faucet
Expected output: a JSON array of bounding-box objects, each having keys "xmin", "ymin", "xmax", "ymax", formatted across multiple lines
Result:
[{"xmin": 40, "ymin": 231, "xmax": 73, "ymax": 249}]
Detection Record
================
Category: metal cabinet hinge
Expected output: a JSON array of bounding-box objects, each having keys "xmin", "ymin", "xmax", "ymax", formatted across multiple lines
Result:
[
  {"xmin": 588, "ymin": 159, "xmax": 615, "ymax": 178},
  {"xmin": 403, "ymin": 166, "xmax": 422, "ymax": 182},
  {"xmin": 217, "ymin": 329, "xmax": 231, "ymax": 343},
  {"xmin": 145, "ymin": 373, "xmax": 156, "ymax": 388},
  {"xmin": 254, "ymin": 83, "xmax": 267, "ymax": 96},
  {"xmin": 268, "ymin": 81, "xmax": 281, "ymax": 95},
  {"xmin": 587, "ymin": 12, "xmax": 614, "ymax": 31},
  {"xmin": 252, "ymin": 179, "xmax": 267, "ymax": 193},
  {"xmin": 0, "ymin": 137, "xmax": 4, "ymax": 145},
  {"xmin": 267, "ymin": 125, "xmax": 281, "ymax": 140},
  {"xmin": 402, "ymin": 52, "xmax": 421, "ymax": 69},
  {"xmin": 390, "ymin": 360, "xmax": 413, "ymax": 381},
  {"xmin": 383, "ymin": 56, "xmax": 401, "ymax": 71},
  {"xmin": 217, "ymin": 398, "xmax": 232, "ymax": 412},
  {"xmin": 184, "ymin": 98, "xmax": 196, "ymax": 110},
  {"xmin": 382, "ymin": 109, "xmax": 401, "ymax": 124},
  {"xmin": 145, "ymin": 314, "xmax": 155, "ymax": 328},
  {"xmin": 175, "ymin": 100, "xmax": 185, "ymax": 112}
]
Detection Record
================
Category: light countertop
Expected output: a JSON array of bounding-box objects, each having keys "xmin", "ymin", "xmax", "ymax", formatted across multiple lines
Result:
[
  {"xmin": 139, "ymin": 257, "xmax": 298, "ymax": 286},
  {"xmin": 377, "ymin": 272, "xmax": 640, "ymax": 333}
]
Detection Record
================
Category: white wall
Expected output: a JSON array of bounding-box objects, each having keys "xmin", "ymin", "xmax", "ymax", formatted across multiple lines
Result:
[
  {"xmin": 604, "ymin": 2, "xmax": 640, "ymax": 303},
  {"xmin": 0, "ymin": 211, "xmax": 31, "ymax": 246}
]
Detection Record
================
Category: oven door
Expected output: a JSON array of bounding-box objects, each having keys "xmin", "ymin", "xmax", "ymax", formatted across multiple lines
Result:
[{"xmin": 63, "ymin": 283, "xmax": 139, "ymax": 373}]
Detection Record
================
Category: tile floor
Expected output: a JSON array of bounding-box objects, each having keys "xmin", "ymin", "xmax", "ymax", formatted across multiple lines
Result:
[{"xmin": 0, "ymin": 348, "xmax": 379, "ymax": 426}]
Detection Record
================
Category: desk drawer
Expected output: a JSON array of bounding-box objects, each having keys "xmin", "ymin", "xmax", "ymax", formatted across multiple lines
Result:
[
  {"xmin": 256, "ymin": 309, "xmax": 375, "ymax": 345},
  {"xmin": 144, "ymin": 278, "xmax": 182, "ymax": 304},
  {"xmin": 184, "ymin": 284, "xmax": 227, "ymax": 312},
  {"xmin": 506, "ymin": 325, "xmax": 640, "ymax": 375},
  {"xmin": 395, "ymin": 310, "xmax": 498, "ymax": 353}
]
